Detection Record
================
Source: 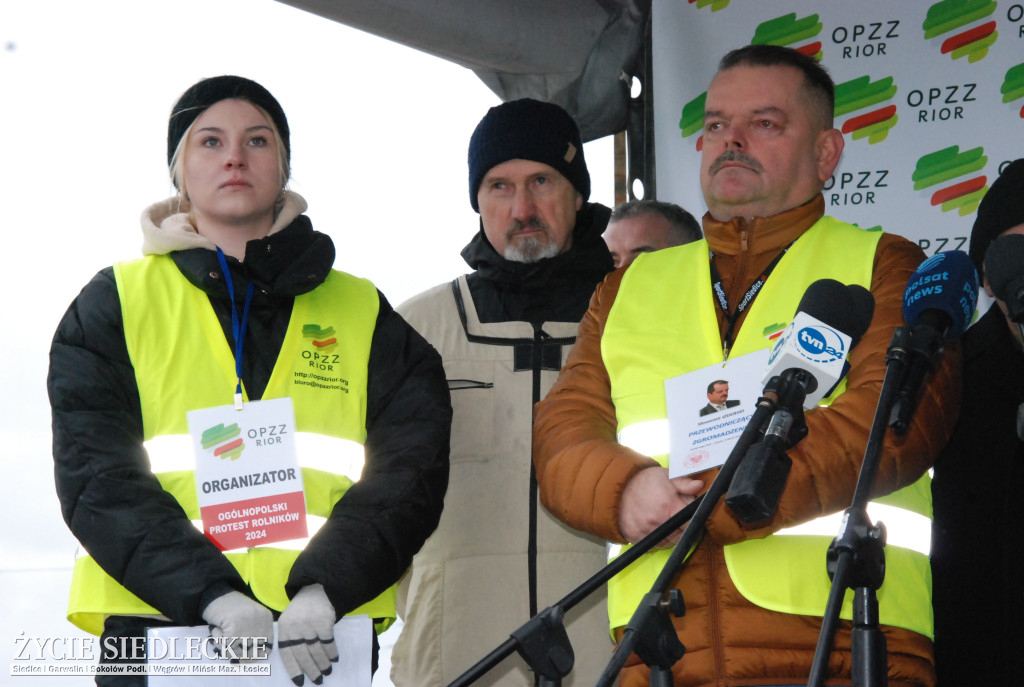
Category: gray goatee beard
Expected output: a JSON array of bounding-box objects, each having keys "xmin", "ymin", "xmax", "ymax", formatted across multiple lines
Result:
[
  {"xmin": 502, "ymin": 219, "xmax": 559, "ymax": 263},
  {"xmin": 504, "ymin": 236, "xmax": 560, "ymax": 263}
]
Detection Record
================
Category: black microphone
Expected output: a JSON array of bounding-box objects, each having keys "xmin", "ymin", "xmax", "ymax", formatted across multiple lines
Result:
[
  {"xmin": 760, "ymin": 279, "xmax": 875, "ymax": 409},
  {"xmin": 984, "ymin": 233, "xmax": 1024, "ymax": 323},
  {"xmin": 889, "ymin": 250, "xmax": 978, "ymax": 435},
  {"xmin": 726, "ymin": 280, "xmax": 875, "ymax": 524}
]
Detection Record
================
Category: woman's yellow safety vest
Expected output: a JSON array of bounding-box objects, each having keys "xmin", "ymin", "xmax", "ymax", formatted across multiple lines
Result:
[
  {"xmin": 66, "ymin": 254, "xmax": 396, "ymax": 635},
  {"xmin": 601, "ymin": 218, "xmax": 933, "ymax": 639}
]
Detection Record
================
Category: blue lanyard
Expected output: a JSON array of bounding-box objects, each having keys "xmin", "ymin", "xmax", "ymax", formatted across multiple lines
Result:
[{"xmin": 216, "ymin": 248, "xmax": 255, "ymax": 410}]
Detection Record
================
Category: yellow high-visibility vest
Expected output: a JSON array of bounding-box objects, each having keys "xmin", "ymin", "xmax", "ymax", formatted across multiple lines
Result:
[
  {"xmin": 66, "ymin": 254, "xmax": 395, "ymax": 635},
  {"xmin": 602, "ymin": 218, "xmax": 933, "ymax": 638}
]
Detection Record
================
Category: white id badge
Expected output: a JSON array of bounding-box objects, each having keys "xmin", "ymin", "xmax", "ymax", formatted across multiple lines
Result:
[
  {"xmin": 664, "ymin": 349, "xmax": 769, "ymax": 477},
  {"xmin": 187, "ymin": 397, "xmax": 307, "ymax": 550}
]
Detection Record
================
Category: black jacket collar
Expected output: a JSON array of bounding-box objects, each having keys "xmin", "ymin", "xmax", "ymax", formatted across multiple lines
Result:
[
  {"xmin": 169, "ymin": 215, "xmax": 335, "ymax": 298},
  {"xmin": 460, "ymin": 202, "xmax": 613, "ymax": 324}
]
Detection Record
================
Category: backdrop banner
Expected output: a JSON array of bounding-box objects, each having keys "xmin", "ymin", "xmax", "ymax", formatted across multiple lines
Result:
[{"xmin": 652, "ymin": 0, "xmax": 1024, "ymax": 255}]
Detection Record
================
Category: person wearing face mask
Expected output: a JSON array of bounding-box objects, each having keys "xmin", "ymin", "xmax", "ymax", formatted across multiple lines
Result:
[
  {"xmin": 48, "ymin": 75, "xmax": 451, "ymax": 686},
  {"xmin": 931, "ymin": 158, "xmax": 1024, "ymax": 687}
]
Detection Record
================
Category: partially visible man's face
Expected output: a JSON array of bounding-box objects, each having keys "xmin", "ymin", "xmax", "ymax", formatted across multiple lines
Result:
[
  {"xmin": 700, "ymin": 64, "xmax": 843, "ymax": 221},
  {"xmin": 477, "ymin": 159, "xmax": 583, "ymax": 262},
  {"xmin": 983, "ymin": 222, "xmax": 1024, "ymax": 350},
  {"xmin": 603, "ymin": 214, "xmax": 679, "ymax": 269},
  {"xmin": 708, "ymin": 383, "xmax": 729, "ymax": 404}
]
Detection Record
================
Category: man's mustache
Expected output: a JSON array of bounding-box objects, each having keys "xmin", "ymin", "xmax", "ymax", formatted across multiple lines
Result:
[
  {"xmin": 709, "ymin": 150, "xmax": 762, "ymax": 174},
  {"xmin": 505, "ymin": 217, "xmax": 549, "ymax": 239}
]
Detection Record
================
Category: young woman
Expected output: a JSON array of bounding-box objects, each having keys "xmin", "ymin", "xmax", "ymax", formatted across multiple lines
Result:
[{"xmin": 48, "ymin": 76, "xmax": 451, "ymax": 686}]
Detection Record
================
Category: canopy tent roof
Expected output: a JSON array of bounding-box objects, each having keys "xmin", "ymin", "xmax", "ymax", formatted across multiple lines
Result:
[{"xmin": 275, "ymin": 0, "xmax": 649, "ymax": 142}]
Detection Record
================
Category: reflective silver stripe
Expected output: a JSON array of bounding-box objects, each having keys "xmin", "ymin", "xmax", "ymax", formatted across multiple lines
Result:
[
  {"xmin": 146, "ymin": 432, "xmax": 364, "ymax": 481},
  {"xmin": 294, "ymin": 433, "xmax": 365, "ymax": 482},
  {"xmin": 775, "ymin": 503, "xmax": 931, "ymax": 555},
  {"xmin": 145, "ymin": 434, "xmax": 193, "ymax": 472},
  {"xmin": 606, "ymin": 504, "xmax": 930, "ymax": 562},
  {"xmin": 616, "ymin": 419, "xmax": 670, "ymax": 458},
  {"xmin": 615, "ymin": 421, "xmax": 931, "ymax": 556}
]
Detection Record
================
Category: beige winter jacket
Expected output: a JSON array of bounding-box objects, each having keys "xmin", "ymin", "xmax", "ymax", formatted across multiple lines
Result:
[{"xmin": 391, "ymin": 276, "xmax": 613, "ymax": 687}]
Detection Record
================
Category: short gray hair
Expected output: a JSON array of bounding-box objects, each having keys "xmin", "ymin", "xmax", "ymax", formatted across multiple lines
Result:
[{"xmin": 609, "ymin": 200, "xmax": 702, "ymax": 245}]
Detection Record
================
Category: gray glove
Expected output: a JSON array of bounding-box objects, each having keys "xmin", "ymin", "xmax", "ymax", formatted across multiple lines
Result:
[
  {"xmin": 277, "ymin": 583, "xmax": 338, "ymax": 686},
  {"xmin": 201, "ymin": 591, "xmax": 273, "ymax": 662}
]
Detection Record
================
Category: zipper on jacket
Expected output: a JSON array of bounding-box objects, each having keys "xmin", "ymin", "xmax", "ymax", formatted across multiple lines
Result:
[
  {"xmin": 447, "ymin": 379, "xmax": 494, "ymax": 391},
  {"xmin": 525, "ymin": 323, "xmax": 574, "ymax": 622},
  {"xmin": 528, "ymin": 324, "xmax": 544, "ymax": 621}
]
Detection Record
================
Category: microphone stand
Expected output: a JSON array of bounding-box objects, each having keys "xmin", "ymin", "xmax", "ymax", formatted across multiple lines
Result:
[
  {"xmin": 449, "ymin": 376, "xmax": 799, "ymax": 687},
  {"xmin": 594, "ymin": 377, "xmax": 794, "ymax": 687},
  {"xmin": 447, "ymin": 495, "xmax": 705, "ymax": 687},
  {"xmin": 806, "ymin": 326, "xmax": 911, "ymax": 687}
]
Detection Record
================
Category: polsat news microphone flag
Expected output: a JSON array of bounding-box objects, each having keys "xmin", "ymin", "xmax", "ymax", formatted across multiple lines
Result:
[{"xmin": 891, "ymin": 249, "xmax": 978, "ymax": 435}]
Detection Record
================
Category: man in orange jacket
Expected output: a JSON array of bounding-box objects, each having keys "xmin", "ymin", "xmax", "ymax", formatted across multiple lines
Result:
[{"xmin": 534, "ymin": 44, "xmax": 960, "ymax": 687}]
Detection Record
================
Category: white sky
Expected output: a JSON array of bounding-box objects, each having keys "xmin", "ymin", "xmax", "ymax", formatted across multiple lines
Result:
[{"xmin": 0, "ymin": 1, "xmax": 614, "ymax": 682}]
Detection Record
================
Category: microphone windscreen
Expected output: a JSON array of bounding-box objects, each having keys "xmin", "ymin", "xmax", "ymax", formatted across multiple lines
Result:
[
  {"xmin": 902, "ymin": 250, "xmax": 979, "ymax": 340},
  {"xmin": 984, "ymin": 234, "xmax": 1024, "ymax": 303},
  {"xmin": 795, "ymin": 279, "xmax": 875, "ymax": 348},
  {"xmin": 762, "ymin": 278, "xmax": 873, "ymax": 409},
  {"xmin": 847, "ymin": 285, "xmax": 875, "ymax": 347}
]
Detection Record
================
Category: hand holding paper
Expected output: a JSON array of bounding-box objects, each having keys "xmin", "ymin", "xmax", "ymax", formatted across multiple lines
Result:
[
  {"xmin": 278, "ymin": 583, "xmax": 339, "ymax": 686},
  {"xmin": 201, "ymin": 590, "xmax": 273, "ymax": 661},
  {"xmin": 619, "ymin": 466, "xmax": 704, "ymax": 544}
]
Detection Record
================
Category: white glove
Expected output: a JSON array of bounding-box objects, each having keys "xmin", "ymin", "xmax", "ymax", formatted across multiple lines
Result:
[
  {"xmin": 201, "ymin": 591, "xmax": 273, "ymax": 661},
  {"xmin": 277, "ymin": 583, "xmax": 338, "ymax": 686}
]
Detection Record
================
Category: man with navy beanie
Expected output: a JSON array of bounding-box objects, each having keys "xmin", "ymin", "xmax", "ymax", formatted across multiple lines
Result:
[{"xmin": 391, "ymin": 99, "xmax": 614, "ymax": 687}]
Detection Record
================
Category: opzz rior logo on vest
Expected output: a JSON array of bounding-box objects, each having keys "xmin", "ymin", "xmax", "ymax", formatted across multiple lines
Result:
[
  {"xmin": 303, "ymin": 323, "xmax": 338, "ymax": 352},
  {"xmin": 202, "ymin": 422, "xmax": 245, "ymax": 461},
  {"xmin": 301, "ymin": 323, "xmax": 343, "ymax": 371}
]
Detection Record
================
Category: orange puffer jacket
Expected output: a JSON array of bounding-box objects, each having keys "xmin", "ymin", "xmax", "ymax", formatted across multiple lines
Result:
[{"xmin": 533, "ymin": 195, "xmax": 961, "ymax": 687}]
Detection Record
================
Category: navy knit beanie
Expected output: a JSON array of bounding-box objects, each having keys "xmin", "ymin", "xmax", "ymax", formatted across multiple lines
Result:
[
  {"xmin": 467, "ymin": 98, "xmax": 590, "ymax": 212},
  {"xmin": 969, "ymin": 159, "xmax": 1024, "ymax": 275},
  {"xmin": 167, "ymin": 75, "xmax": 290, "ymax": 169}
]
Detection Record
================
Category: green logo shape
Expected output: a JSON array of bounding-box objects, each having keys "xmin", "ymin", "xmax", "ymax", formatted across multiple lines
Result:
[
  {"xmin": 923, "ymin": 0, "xmax": 998, "ymax": 62},
  {"xmin": 1001, "ymin": 62, "xmax": 1024, "ymax": 117},
  {"xmin": 679, "ymin": 92, "xmax": 706, "ymax": 139},
  {"xmin": 691, "ymin": 0, "xmax": 730, "ymax": 11},
  {"xmin": 752, "ymin": 13, "xmax": 823, "ymax": 56},
  {"xmin": 201, "ymin": 423, "xmax": 245, "ymax": 461},
  {"xmin": 303, "ymin": 323, "xmax": 339, "ymax": 352},
  {"xmin": 302, "ymin": 324, "xmax": 336, "ymax": 339},
  {"xmin": 835, "ymin": 75, "xmax": 899, "ymax": 144},
  {"xmin": 912, "ymin": 145, "xmax": 989, "ymax": 216}
]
